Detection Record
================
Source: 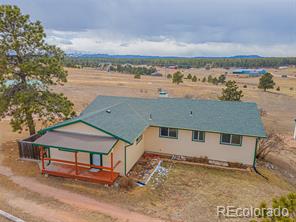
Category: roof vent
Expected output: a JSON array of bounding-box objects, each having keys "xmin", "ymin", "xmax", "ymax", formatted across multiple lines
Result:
[
  {"xmin": 106, "ymin": 109, "xmax": 111, "ymax": 113},
  {"xmin": 190, "ymin": 111, "xmax": 193, "ymax": 116},
  {"xmin": 149, "ymin": 114, "xmax": 152, "ymax": 120}
]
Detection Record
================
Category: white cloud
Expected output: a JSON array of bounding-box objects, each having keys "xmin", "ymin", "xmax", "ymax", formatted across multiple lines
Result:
[{"xmin": 46, "ymin": 30, "xmax": 296, "ymax": 57}]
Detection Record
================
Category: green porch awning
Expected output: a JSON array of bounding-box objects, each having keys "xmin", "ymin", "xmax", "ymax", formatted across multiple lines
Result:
[{"xmin": 33, "ymin": 131, "xmax": 118, "ymax": 155}]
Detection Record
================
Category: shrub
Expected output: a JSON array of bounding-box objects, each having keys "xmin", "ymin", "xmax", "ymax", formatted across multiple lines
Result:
[
  {"xmin": 117, "ymin": 176, "xmax": 136, "ymax": 190},
  {"xmin": 134, "ymin": 73, "xmax": 141, "ymax": 79},
  {"xmin": 243, "ymin": 84, "xmax": 247, "ymax": 88},
  {"xmin": 252, "ymin": 193, "xmax": 296, "ymax": 222},
  {"xmin": 256, "ymin": 133, "xmax": 285, "ymax": 160},
  {"xmin": 276, "ymin": 86, "xmax": 280, "ymax": 91},
  {"xmin": 218, "ymin": 74, "xmax": 226, "ymax": 84},
  {"xmin": 212, "ymin": 77, "xmax": 218, "ymax": 85},
  {"xmin": 207, "ymin": 75, "xmax": 213, "ymax": 83},
  {"xmin": 192, "ymin": 76, "xmax": 197, "ymax": 82}
]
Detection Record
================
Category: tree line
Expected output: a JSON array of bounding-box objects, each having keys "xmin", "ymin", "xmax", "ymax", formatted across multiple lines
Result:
[
  {"xmin": 109, "ymin": 64, "xmax": 157, "ymax": 75},
  {"xmin": 64, "ymin": 57, "xmax": 296, "ymax": 69}
]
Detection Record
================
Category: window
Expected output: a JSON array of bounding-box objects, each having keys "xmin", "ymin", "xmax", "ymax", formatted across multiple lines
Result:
[
  {"xmin": 192, "ymin": 130, "xmax": 205, "ymax": 142},
  {"xmin": 159, "ymin": 127, "xmax": 178, "ymax": 139},
  {"xmin": 220, "ymin": 134, "xmax": 242, "ymax": 146},
  {"xmin": 136, "ymin": 135, "xmax": 143, "ymax": 144}
]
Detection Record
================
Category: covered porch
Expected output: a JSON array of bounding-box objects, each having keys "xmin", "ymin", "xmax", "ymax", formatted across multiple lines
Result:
[{"xmin": 34, "ymin": 131, "xmax": 121, "ymax": 185}]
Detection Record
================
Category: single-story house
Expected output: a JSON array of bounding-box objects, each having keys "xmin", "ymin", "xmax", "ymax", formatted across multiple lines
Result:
[
  {"xmin": 32, "ymin": 96, "xmax": 266, "ymax": 184},
  {"xmin": 231, "ymin": 69, "xmax": 267, "ymax": 77}
]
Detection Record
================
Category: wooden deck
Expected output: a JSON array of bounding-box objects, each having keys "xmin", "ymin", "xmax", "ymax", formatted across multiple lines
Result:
[{"xmin": 43, "ymin": 163, "xmax": 119, "ymax": 185}]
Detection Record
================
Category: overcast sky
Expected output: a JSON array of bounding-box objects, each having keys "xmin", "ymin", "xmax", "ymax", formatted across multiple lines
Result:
[{"xmin": 1, "ymin": 0, "xmax": 296, "ymax": 56}]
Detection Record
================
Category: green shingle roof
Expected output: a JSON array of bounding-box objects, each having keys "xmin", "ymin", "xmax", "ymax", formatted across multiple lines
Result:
[{"xmin": 42, "ymin": 96, "xmax": 266, "ymax": 144}]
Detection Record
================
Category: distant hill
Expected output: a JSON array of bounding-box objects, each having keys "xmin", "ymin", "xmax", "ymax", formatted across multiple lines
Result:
[{"xmin": 66, "ymin": 53, "xmax": 263, "ymax": 59}]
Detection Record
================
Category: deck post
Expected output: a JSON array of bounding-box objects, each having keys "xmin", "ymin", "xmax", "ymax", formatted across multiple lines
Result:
[
  {"xmin": 111, "ymin": 152, "xmax": 114, "ymax": 179},
  {"xmin": 74, "ymin": 152, "xmax": 78, "ymax": 175},
  {"xmin": 40, "ymin": 146, "xmax": 45, "ymax": 172}
]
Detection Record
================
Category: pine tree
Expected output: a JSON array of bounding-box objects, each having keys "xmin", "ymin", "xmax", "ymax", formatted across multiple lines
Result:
[
  {"xmin": 172, "ymin": 71, "xmax": 183, "ymax": 84},
  {"xmin": 0, "ymin": 5, "xmax": 75, "ymax": 135},
  {"xmin": 219, "ymin": 80, "xmax": 244, "ymax": 101},
  {"xmin": 218, "ymin": 74, "xmax": 226, "ymax": 84},
  {"xmin": 258, "ymin": 73, "xmax": 275, "ymax": 92},
  {"xmin": 252, "ymin": 193, "xmax": 296, "ymax": 222}
]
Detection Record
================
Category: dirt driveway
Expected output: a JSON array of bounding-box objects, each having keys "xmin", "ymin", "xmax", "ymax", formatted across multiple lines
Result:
[
  {"xmin": 0, "ymin": 163, "xmax": 163, "ymax": 222},
  {"xmin": 0, "ymin": 119, "xmax": 164, "ymax": 222}
]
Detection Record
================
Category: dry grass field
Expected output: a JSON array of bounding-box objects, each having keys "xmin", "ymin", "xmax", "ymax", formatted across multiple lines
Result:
[
  {"xmin": 56, "ymin": 67, "xmax": 296, "ymax": 134},
  {"xmin": 0, "ymin": 67, "xmax": 295, "ymax": 222}
]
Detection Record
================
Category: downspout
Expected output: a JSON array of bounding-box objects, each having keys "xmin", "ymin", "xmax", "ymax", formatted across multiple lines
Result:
[
  {"xmin": 253, "ymin": 138, "xmax": 268, "ymax": 180},
  {"xmin": 124, "ymin": 143, "xmax": 133, "ymax": 176}
]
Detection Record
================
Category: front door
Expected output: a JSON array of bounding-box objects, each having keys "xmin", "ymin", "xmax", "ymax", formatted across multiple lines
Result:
[
  {"xmin": 90, "ymin": 154, "xmax": 102, "ymax": 172},
  {"xmin": 92, "ymin": 154, "xmax": 101, "ymax": 166}
]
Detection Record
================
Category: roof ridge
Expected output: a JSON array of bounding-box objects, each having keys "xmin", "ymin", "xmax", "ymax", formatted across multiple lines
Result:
[
  {"xmin": 94, "ymin": 95, "xmax": 257, "ymax": 105},
  {"xmin": 125, "ymin": 102, "xmax": 150, "ymax": 126},
  {"xmin": 80, "ymin": 102, "xmax": 125, "ymax": 120}
]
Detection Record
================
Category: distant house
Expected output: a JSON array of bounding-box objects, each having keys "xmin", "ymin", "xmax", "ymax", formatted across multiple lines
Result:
[
  {"xmin": 231, "ymin": 69, "xmax": 267, "ymax": 77},
  {"xmin": 159, "ymin": 90, "xmax": 168, "ymax": 97},
  {"xmin": 31, "ymin": 96, "xmax": 266, "ymax": 184},
  {"xmin": 151, "ymin": 71, "xmax": 162, "ymax": 77}
]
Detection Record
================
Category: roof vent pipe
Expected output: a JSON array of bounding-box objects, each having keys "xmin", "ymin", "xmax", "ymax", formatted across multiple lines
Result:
[
  {"xmin": 149, "ymin": 114, "xmax": 152, "ymax": 120},
  {"xmin": 190, "ymin": 111, "xmax": 193, "ymax": 116},
  {"xmin": 106, "ymin": 109, "xmax": 111, "ymax": 113}
]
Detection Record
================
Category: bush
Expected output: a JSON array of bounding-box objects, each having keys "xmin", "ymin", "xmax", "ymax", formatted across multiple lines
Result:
[
  {"xmin": 290, "ymin": 87, "xmax": 294, "ymax": 91},
  {"xmin": 192, "ymin": 76, "xmax": 197, "ymax": 82},
  {"xmin": 218, "ymin": 74, "xmax": 226, "ymax": 84},
  {"xmin": 252, "ymin": 193, "xmax": 296, "ymax": 222},
  {"xmin": 117, "ymin": 176, "xmax": 136, "ymax": 190},
  {"xmin": 243, "ymin": 84, "xmax": 247, "ymax": 88},
  {"xmin": 184, "ymin": 94, "xmax": 194, "ymax": 99},
  {"xmin": 167, "ymin": 73, "xmax": 172, "ymax": 79},
  {"xmin": 186, "ymin": 73, "xmax": 192, "ymax": 79},
  {"xmin": 212, "ymin": 77, "xmax": 218, "ymax": 85},
  {"xmin": 256, "ymin": 133, "xmax": 285, "ymax": 160},
  {"xmin": 134, "ymin": 73, "xmax": 141, "ymax": 79},
  {"xmin": 276, "ymin": 86, "xmax": 280, "ymax": 91},
  {"xmin": 202, "ymin": 77, "xmax": 206, "ymax": 82},
  {"xmin": 207, "ymin": 75, "xmax": 213, "ymax": 83}
]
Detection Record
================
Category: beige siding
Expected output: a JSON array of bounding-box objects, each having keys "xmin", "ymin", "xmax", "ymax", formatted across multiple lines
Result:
[
  {"xmin": 103, "ymin": 137, "xmax": 144, "ymax": 175},
  {"xmin": 144, "ymin": 127, "xmax": 256, "ymax": 165},
  {"xmin": 103, "ymin": 141, "xmax": 125, "ymax": 175},
  {"xmin": 54, "ymin": 122, "xmax": 112, "ymax": 137},
  {"xmin": 50, "ymin": 148, "xmax": 90, "ymax": 164},
  {"xmin": 125, "ymin": 135, "xmax": 144, "ymax": 173}
]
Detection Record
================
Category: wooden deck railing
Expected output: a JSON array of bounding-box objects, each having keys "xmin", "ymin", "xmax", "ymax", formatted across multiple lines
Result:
[
  {"xmin": 39, "ymin": 146, "xmax": 121, "ymax": 183},
  {"xmin": 43, "ymin": 157, "xmax": 121, "ymax": 172}
]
